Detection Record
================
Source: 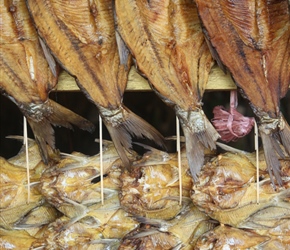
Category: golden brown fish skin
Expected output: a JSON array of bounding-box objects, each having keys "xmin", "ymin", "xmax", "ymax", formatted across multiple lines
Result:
[
  {"xmin": 26, "ymin": 0, "xmax": 165, "ymax": 169},
  {"xmin": 115, "ymin": 0, "xmax": 219, "ymax": 180},
  {"xmin": 191, "ymin": 152, "xmax": 290, "ymax": 228},
  {"xmin": 195, "ymin": 0, "xmax": 290, "ymax": 186},
  {"xmin": 195, "ymin": 225, "xmax": 269, "ymax": 250},
  {"xmin": 0, "ymin": 1, "xmax": 95, "ymax": 164}
]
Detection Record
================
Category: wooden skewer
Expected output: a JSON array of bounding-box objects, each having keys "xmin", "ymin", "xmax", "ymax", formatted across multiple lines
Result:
[
  {"xmin": 254, "ymin": 120, "xmax": 260, "ymax": 204},
  {"xmin": 99, "ymin": 115, "xmax": 104, "ymax": 205},
  {"xmin": 176, "ymin": 116, "xmax": 182, "ymax": 205},
  {"xmin": 23, "ymin": 116, "xmax": 30, "ymax": 203}
]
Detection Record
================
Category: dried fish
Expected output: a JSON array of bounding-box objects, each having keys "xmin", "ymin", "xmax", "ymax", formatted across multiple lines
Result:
[
  {"xmin": 0, "ymin": 1, "xmax": 94, "ymax": 164},
  {"xmin": 120, "ymin": 203, "xmax": 217, "ymax": 249},
  {"xmin": 195, "ymin": 225, "xmax": 269, "ymax": 250},
  {"xmin": 39, "ymin": 141, "xmax": 134, "ymax": 218},
  {"xmin": 191, "ymin": 152, "xmax": 290, "ymax": 228},
  {"xmin": 26, "ymin": 0, "xmax": 165, "ymax": 169},
  {"xmin": 115, "ymin": 0, "xmax": 220, "ymax": 180},
  {"xmin": 0, "ymin": 228, "xmax": 37, "ymax": 250},
  {"xmin": 119, "ymin": 148, "xmax": 194, "ymax": 220},
  {"xmin": 31, "ymin": 194, "xmax": 138, "ymax": 250},
  {"xmin": 195, "ymin": 0, "xmax": 290, "ymax": 186}
]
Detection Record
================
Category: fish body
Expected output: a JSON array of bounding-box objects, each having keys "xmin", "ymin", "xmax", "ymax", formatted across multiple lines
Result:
[
  {"xmin": 115, "ymin": 0, "xmax": 220, "ymax": 180},
  {"xmin": 26, "ymin": 0, "xmax": 165, "ymax": 169},
  {"xmin": 191, "ymin": 152, "xmax": 290, "ymax": 228},
  {"xmin": 195, "ymin": 0, "xmax": 290, "ymax": 185},
  {"xmin": 195, "ymin": 225, "xmax": 269, "ymax": 250},
  {"xmin": 0, "ymin": 0, "xmax": 94, "ymax": 164},
  {"xmin": 119, "ymin": 203, "xmax": 217, "ymax": 249}
]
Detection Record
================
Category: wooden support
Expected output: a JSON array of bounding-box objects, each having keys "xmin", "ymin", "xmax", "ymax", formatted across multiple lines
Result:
[{"xmin": 55, "ymin": 65, "xmax": 237, "ymax": 92}]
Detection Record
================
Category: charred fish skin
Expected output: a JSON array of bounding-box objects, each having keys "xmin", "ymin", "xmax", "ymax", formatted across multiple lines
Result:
[
  {"xmin": 26, "ymin": 0, "xmax": 166, "ymax": 169},
  {"xmin": 195, "ymin": 0, "xmax": 290, "ymax": 186},
  {"xmin": 115, "ymin": 0, "xmax": 219, "ymax": 180},
  {"xmin": 0, "ymin": 0, "xmax": 95, "ymax": 164}
]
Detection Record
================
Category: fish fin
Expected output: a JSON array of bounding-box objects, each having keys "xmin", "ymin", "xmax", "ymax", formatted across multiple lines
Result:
[
  {"xmin": 101, "ymin": 105, "xmax": 166, "ymax": 169},
  {"xmin": 38, "ymin": 36, "xmax": 58, "ymax": 77},
  {"xmin": 260, "ymin": 131, "xmax": 283, "ymax": 188},
  {"xmin": 279, "ymin": 116, "xmax": 290, "ymax": 156},
  {"xmin": 46, "ymin": 99, "xmax": 95, "ymax": 132},
  {"xmin": 179, "ymin": 111, "xmax": 219, "ymax": 181},
  {"xmin": 27, "ymin": 99, "xmax": 94, "ymax": 164}
]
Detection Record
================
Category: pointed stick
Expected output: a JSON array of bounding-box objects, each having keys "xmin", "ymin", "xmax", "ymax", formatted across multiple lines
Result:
[
  {"xmin": 176, "ymin": 116, "xmax": 182, "ymax": 205},
  {"xmin": 23, "ymin": 117, "xmax": 30, "ymax": 203},
  {"xmin": 99, "ymin": 115, "xmax": 104, "ymax": 205},
  {"xmin": 254, "ymin": 120, "xmax": 260, "ymax": 204}
]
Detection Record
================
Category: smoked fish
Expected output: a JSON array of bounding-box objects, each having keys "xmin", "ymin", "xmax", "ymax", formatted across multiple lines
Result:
[
  {"xmin": 115, "ymin": 0, "xmax": 219, "ymax": 180},
  {"xmin": 195, "ymin": 0, "xmax": 290, "ymax": 186},
  {"xmin": 0, "ymin": 0, "xmax": 94, "ymax": 164},
  {"xmin": 26, "ymin": 0, "xmax": 165, "ymax": 169}
]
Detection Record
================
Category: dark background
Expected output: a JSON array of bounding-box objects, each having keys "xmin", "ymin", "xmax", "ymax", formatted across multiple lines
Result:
[{"xmin": 1, "ymin": 79, "xmax": 289, "ymax": 159}]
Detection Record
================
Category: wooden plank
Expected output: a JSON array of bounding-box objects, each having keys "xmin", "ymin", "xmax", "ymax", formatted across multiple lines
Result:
[{"xmin": 55, "ymin": 65, "xmax": 289, "ymax": 92}]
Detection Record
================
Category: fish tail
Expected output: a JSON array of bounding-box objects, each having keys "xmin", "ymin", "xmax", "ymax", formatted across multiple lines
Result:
[
  {"xmin": 178, "ymin": 110, "xmax": 220, "ymax": 181},
  {"xmin": 259, "ymin": 131, "xmax": 283, "ymax": 188},
  {"xmin": 27, "ymin": 99, "xmax": 95, "ymax": 164},
  {"xmin": 99, "ymin": 105, "xmax": 166, "ymax": 169},
  {"xmin": 279, "ymin": 115, "xmax": 290, "ymax": 156}
]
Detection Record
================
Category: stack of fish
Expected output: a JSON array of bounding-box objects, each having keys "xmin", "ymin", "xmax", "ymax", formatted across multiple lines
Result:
[
  {"xmin": 0, "ymin": 139, "xmax": 61, "ymax": 249},
  {"xmin": 192, "ymin": 150, "xmax": 290, "ymax": 249},
  {"xmin": 0, "ymin": 0, "xmax": 289, "ymax": 249}
]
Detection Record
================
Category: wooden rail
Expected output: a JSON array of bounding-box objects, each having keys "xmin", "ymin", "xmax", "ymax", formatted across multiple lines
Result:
[{"xmin": 55, "ymin": 65, "xmax": 237, "ymax": 92}]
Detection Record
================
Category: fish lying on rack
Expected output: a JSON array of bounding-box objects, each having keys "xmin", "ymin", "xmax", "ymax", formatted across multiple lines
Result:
[
  {"xmin": 0, "ymin": 1, "xmax": 94, "ymax": 164},
  {"xmin": 30, "ymin": 194, "xmax": 139, "ymax": 250},
  {"xmin": 115, "ymin": 0, "xmax": 220, "ymax": 180},
  {"xmin": 0, "ymin": 157, "xmax": 45, "ymax": 230},
  {"xmin": 195, "ymin": 0, "xmax": 290, "ymax": 186},
  {"xmin": 26, "ymin": 0, "xmax": 165, "ymax": 169},
  {"xmin": 39, "ymin": 140, "xmax": 137, "ymax": 219},
  {"xmin": 195, "ymin": 225, "xmax": 270, "ymax": 250},
  {"xmin": 119, "ymin": 146, "xmax": 194, "ymax": 220},
  {"xmin": 191, "ymin": 151, "xmax": 290, "ymax": 228},
  {"xmin": 119, "ymin": 203, "xmax": 217, "ymax": 249}
]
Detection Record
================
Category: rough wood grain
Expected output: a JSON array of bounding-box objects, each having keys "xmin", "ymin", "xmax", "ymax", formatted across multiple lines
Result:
[{"xmin": 55, "ymin": 65, "xmax": 289, "ymax": 92}]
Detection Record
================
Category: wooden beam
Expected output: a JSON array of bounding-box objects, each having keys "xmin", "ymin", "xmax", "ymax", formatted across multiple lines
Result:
[{"xmin": 55, "ymin": 65, "xmax": 289, "ymax": 92}]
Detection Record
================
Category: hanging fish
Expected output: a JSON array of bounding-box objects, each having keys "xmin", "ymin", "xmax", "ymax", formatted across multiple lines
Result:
[
  {"xmin": 26, "ymin": 0, "xmax": 165, "ymax": 169},
  {"xmin": 195, "ymin": 0, "xmax": 290, "ymax": 186},
  {"xmin": 115, "ymin": 0, "xmax": 220, "ymax": 181},
  {"xmin": 0, "ymin": 0, "xmax": 95, "ymax": 164}
]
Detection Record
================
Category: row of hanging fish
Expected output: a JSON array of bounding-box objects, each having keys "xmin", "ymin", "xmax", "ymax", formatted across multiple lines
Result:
[
  {"xmin": 1, "ymin": 0, "xmax": 289, "ymax": 186},
  {"xmin": 1, "ymin": 137, "xmax": 290, "ymax": 249}
]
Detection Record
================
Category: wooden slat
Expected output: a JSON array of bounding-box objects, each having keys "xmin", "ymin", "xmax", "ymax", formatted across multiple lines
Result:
[
  {"xmin": 55, "ymin": 65, "xmax": 236, "ymax": 92},
  {"xmin": 55, "ymin": 65, "xmax": 289, "ymax": 92}
]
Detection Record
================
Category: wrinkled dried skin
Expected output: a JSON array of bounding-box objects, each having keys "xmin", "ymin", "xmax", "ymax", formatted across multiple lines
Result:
[
  {"xmin": 191, "ymin": 152, "xmax": 290, "ymax": 227},
  {"xmin": 39, "ymin": 149, "xmax": 124, "ymax": 218},
  {"xmin": 120, "ymin": 204, "xmax": 216, "ymax": 249},
  {"xmin": 195, "ymin": 0, "xmax": 290, "ymax": 185},
  {"xmin": 115, "ymin": 0, "xmax": 219, "ymax": 180},
  {"xmin": 31, "ymin": 196, "xmax": 138, "ymax": 249},
  {"xmin": 119, "ymin": 224, "xmax": 181, "ymax": 250},
  {"xmin": 26, "ymin": 0, "xmax": 165, "ymax": 169},
  {"xmin": 195, "ymin": 225, "xmax": 269, "ymax": 250},
  {"xmin": 0, "ymin": 228, "xmax": 37, "ymax": 250},
  {"xmin": 119, "ymin": 160, "xmax": 193, "ymax": 220},
  {"xmin": 0, "ymin": 1, "xmax": 94, "ymax": 164}
]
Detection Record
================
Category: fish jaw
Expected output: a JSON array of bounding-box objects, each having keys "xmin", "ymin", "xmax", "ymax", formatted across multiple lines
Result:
[{"xmin": 175, "ymin": 107, "xmax": 220, "ymax": 181}]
